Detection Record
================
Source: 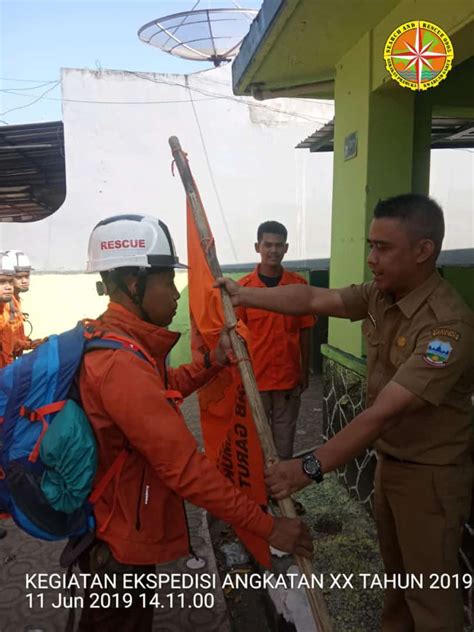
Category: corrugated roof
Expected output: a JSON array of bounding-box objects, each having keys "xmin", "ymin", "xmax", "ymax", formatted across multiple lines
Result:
[
  {"xmin": 296, "ymin": 117, "xmax": 474, "ymax": 152},
  {"xmin": 0, "ymin": 121, "xmax": 66, "ymax": 222}
]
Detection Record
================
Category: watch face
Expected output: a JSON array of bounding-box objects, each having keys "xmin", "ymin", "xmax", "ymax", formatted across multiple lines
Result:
[
  {"xmin": 303, "ymin": 455, "xmax": 323, "ymax": 482},
  {"xmin": 304, "ymin": 459, "xmax": 318, "ymax": 475}
]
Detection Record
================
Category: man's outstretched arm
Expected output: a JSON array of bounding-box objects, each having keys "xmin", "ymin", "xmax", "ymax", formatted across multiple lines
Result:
[
  {"xmin": 215, "ymin": 277, "xmax": 348, "ymax": 318},
  {"xmin": 265, "ymin": 381, "xmax": 425, "ymax": 498}
]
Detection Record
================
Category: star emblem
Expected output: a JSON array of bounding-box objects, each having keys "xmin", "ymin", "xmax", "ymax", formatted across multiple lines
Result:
[{"xmin": 390, "ymin": 23, "xmax": 448, "ymax": 90}]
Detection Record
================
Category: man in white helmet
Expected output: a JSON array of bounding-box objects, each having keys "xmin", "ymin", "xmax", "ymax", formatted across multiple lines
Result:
[
  {"xmin": 6, "ymin": 250, "xmax": 43, "ymax": 359},
  {"xmin": 78, "ymin": 214, "xmax": 312, "ymax": 631}
]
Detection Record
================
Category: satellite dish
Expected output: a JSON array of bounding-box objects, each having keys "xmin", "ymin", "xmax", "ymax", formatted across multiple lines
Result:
[{"xmin": 138, "ymin": 5, "xmax": 258, "ymax": 67}]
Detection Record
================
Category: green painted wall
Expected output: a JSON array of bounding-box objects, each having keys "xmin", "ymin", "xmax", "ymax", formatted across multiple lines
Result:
[
  {"xmin": 412, "ymin": 94, "xmax": 432, "ymax": 193},
  {"xmin": 169, "ymin": 271, "xmax": 245, "ymax": 367},
  {"xmin": 442, "ymin": 267, "xmax": 474, "ymax": 311},
  {"xmin": 328, "ymin": 31, "xmax": 431, "ymax": 357},
  {"xmin": 429, "ymin": 56, "xmax": 474, "ymax": 108},
  {"xmin": 233, "ymin": 0, "xmax": 473, "ymax": 366},
  {"xmin": 236, "ymin": 0, "xmax": 473, "ymax": 96},
  {"xmin": 329, "ymin": 33, "xmax": 372, "ymax": 358}
]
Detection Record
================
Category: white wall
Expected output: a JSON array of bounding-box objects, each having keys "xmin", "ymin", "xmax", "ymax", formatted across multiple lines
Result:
[
  {"xmin": 429, "ymin": 149, "xmax": 474, "ymax": 251},
  {"xmin": 0, "ymin": 65, "xmax": 335, "ymax": 271},
  {"xmin": 20, "ymin": 271, "xmax": 190, "ymax": 341}
]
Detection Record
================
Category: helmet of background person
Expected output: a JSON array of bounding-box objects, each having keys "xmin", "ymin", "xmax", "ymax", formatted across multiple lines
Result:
[
  {"xmin": 0, "ymin": 252, "xmax": 17, "ymax": 276},
  {"xmin": 86, "ymin": 214, "xmax": 187, "ymax": 273},
  {"xmin": 6, "ymin": 250, "xmax": 32, "ymax": 273}
]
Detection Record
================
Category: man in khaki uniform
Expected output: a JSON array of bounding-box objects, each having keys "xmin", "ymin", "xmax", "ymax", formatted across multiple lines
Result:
[{"xmin": 218, "ymin": 193, "xmax": 473, "ymax": 631}]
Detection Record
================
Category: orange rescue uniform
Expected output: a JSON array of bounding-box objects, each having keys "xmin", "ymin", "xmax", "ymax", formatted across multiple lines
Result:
[
  {"xmin": 8, "ymin": 296, "xmax": 33, "ymax": 359},
  {"xmin": 79, "ymin": 302, "xmax": 274, "ymax": 565},
  {"xmin": 237, "ymin": 266, "xmax": 315, "ymax": 390},
  {"xmin": 0, "ymin": 302, "xmax": 14, "ymax": 368}
]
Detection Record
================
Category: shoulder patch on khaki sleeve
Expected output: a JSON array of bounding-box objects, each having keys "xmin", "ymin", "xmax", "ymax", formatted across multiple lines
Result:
[
  {"xmin": 423, "ymin": 339, "xmax": 453, "ymax": 368},
  {"xmin": 431, "ymin": 327, "xmax": 461, "ymax": 341}
]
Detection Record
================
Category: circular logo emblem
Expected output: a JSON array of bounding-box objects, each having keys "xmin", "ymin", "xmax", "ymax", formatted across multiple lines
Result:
[{"xmin": 384, "ymin": 21, "xmax": 453, "ymax": 91}]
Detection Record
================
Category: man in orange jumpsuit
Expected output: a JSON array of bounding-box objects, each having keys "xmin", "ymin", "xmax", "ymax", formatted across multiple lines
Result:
[
  {"xmin": 0, "ymin": 251, "xmax": 15, "ymax": 540},
  {"xmin": 237, "ymin": 221, "xmax": 315, "ymax": 461},
  {"xmin": 78, "ymin": 214, "xmax": 312, "ymax": 631},
  {"xmin": 6, "ymin": 250, "xmax": 41, "ymax": 359},
  {"xmin": 0, "ymin": 253, "xmax": 16, "ymax": 369}
]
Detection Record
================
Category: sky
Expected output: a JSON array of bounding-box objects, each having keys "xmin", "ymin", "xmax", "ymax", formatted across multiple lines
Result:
[{"xmin": 0, "ymin": 0, "xmax": 261, "ymax": 125}]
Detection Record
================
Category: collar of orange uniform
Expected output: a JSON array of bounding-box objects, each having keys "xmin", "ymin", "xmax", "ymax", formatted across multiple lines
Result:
[
  {"xmin": 97, "ymin": 301, "xmax": 180, "ymax": 359},
  {"xmin": 250, "ymin": 264, "xmax": 296, "ymax": 287},
  {"xmin": 394, "ymin": 271, "xmax": 442, "ymax": 319}
]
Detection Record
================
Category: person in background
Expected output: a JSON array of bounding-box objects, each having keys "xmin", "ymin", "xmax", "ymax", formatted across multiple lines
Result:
[
  {"xmin": 0, "ymin": 251, "xmax": 16, "ymax": 540},
  {"xmin": 0, "ymin": 252, "xmax": 16, "ymax": 369},
  {"xmin": 236, "ymin": 221, "xmax": 315, "ymax": 463},
  {"xmin": 6, "ymin": 250, "xmax": 43, "ymax": 359}
]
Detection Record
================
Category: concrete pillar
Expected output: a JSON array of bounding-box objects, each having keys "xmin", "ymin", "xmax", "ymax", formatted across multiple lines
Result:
[{"xmin": 412, "ymin": 94, "xmax": 432, "ymax": 193}]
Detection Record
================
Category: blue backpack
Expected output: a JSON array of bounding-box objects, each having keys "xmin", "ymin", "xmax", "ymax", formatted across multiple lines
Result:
[{"xmin": 0, "ymin": 321, "xmax": 152, "ymax": 541}]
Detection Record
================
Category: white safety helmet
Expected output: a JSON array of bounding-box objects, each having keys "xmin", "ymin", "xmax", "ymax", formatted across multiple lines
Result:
[
  {"xmin": 0, "ymin": 252, "xmax": 17, "ymax": 276},
  {"xmin": 6, "ymin": 250, "xmax": 32, "ymax": 272},
  {"xmin": 86, "ymin": 214, "xmax": 187, "ymax": 273}
]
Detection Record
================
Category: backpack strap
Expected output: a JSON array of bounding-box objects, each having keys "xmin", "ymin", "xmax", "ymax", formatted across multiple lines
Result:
[
  {"xmin": 84, "ymin": 332, "xmax": 157, "ymax": 368},
  {"xmin": 88, "ymin": 448, "xmax": 129, "ymax": 506},
  {"xmin": 83, "ymin": 332, "xmax": 153, "ymax": 530},
  {"xmin": 20, "ymin": 401, "xmax": 67, "ymax": 463},
  {"xmin": 88, "ymin": 447, "xmax": 130, "ymax": 534}
]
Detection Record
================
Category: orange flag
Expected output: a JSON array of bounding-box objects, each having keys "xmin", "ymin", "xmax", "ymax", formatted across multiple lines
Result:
[{"xmin": 186, "ymin": 199, "xmax": 270, "ymax": 568}]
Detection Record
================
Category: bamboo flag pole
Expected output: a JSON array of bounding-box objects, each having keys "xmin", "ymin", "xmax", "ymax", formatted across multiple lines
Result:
[{"xmin": 169, "ymin": 136, "xmax": 333, "ymax": 632}]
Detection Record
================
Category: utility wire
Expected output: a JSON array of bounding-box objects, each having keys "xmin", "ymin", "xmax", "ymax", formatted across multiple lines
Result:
[
  {"xmin": 1, "ymin": 80, "xmax": 59, "ymax": 92},
  {"xmin": 128, "ymin": 71, "xmax": 331, "ymax": 124},
  {"xmin": 185, "ymin": 74, "xmax": 238, "ymax": 262},
  {"xmin": 0, "ymin": 76, "xmax": 58, "ymax": 83},
  {"xmin": 0, "ymin": 88, "xmax": 222, "ymax": 106},
  {"xmin": 0, "ymin": 73, "xmax": 332, "ymax": 105},
  {"xmin": 0, "ymin": 81, "xmax": 61, "ymax": 117}
]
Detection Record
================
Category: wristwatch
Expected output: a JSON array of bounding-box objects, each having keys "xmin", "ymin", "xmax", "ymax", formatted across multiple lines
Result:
[{"xmin": 302, "ymin": 454, "xmax": 324, "ymax": 483}]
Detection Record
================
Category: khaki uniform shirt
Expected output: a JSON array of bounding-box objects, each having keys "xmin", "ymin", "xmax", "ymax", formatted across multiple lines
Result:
[{"xmin": 339, "ymin": 272, "xmax": 474, "ymax": 465}]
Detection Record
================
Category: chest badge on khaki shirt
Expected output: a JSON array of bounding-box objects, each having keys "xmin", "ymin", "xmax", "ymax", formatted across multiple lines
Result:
[{"xmin": 396, "ymin": 336, "xmax": 407, "ymax": 348}]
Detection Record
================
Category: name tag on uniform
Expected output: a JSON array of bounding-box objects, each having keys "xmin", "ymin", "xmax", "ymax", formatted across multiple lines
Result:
[{"xmin": 431, "ymin": 327, "xmax": 460, "ymax": 341}]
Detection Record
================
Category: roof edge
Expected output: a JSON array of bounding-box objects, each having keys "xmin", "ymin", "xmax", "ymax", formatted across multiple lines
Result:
[{"xmin": 232, "ymin": 0, "xmax": 299, "ymax": 95}]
